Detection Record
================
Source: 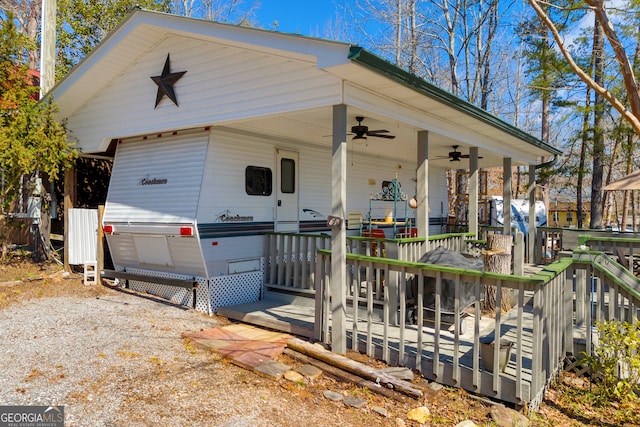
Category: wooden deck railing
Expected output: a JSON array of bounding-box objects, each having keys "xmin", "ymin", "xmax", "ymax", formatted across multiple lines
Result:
[
  {"xmin": 578, "ymin": 235, "xmax": 640, "ymax": 276},
  {"xmin": 262, "ymin": 233, "xmax": 330, "ymax": 292},
  {"xmin": 533, "ymin": 227, "xmax": 640, "ymax": 265},
  {"xmin": 263, "ymin": 232, "xmax": 473, "ymax": 292},
  {"xmin": 313, "ymin": 249, "xmax": 640, "ymax": 409}
]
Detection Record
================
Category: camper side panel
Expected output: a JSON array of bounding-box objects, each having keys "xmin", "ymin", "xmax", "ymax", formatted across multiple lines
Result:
[
  {"xmin": 103, "ymin": 130, "xmax": 209, "ymax": 277},
  {"xmin": 195, "ymin": 129, "xmax": 451, "ymax": 276},
  {"xmin": 196, "ymin": 130, "xmax": 276, "ymax": 276}
]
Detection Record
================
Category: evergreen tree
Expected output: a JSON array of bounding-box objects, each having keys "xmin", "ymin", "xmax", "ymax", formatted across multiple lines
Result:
[{"xmin": 0, "ymin": 15, "xmax": 75, "ymax": 254}]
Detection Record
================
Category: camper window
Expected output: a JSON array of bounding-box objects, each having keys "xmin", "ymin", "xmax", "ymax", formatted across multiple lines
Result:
[
  {"xmin": 245, "ymin": 166, "xmax": 272, "ymax": 196},
  {"xmin": 280, "ymin": 158, "xmax": 295, "ymax": 193}
]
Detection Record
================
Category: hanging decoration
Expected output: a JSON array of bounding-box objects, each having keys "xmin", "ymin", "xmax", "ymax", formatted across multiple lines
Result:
[{"xmin": 150, "ymin": 54, "xmax": 187, "ymax": 108}]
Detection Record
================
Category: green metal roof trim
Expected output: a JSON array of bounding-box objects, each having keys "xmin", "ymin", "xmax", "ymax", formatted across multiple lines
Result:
[{"xmin": 348, "ymin": 47, "xmax": 562, "ymax": 156}]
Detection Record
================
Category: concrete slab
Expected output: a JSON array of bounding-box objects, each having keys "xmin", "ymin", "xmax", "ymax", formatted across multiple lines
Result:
[{"xmin": 254, "ymin": 360, "xmax": 291, "ymax": 380}]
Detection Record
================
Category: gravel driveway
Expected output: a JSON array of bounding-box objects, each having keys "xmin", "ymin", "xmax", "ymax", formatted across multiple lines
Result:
[{"xmin": 0, "ymin": 285, "xmax": 394, "ymax": 426}]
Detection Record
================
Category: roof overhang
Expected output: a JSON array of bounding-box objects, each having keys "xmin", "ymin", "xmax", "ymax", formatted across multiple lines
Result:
[{"xmin": 47, "ymin": 9, "xmax": 561, "ymax": 168}]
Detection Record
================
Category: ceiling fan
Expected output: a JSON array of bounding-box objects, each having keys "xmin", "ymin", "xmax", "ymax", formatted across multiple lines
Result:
[
  {"xmin": 437, "ymin": 145, "xmax": 482, "ymax": 162},
  {"xmin": 351, "ymin": 116, "xmax": 396, "ymax": 140}
]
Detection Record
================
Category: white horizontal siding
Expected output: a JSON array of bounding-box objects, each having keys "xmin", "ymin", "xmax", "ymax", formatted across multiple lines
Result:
[
  {"xmin": 196, "ymin": 128, "xmax": 449, "ymax": 227},
  {"xmin": 67, "ymin": 35, "xmax": 342, "ymax": 152},
  {"xmin": 197, "ymin": 130, "xmax": 276, "ymax": 223},
  {"xmin": 298, "ymin": 144, "xmax": 331, "ymax": 220},
  {"xmin": 103, "ymin": 131, "xmax": 209, "ymax": 224}
]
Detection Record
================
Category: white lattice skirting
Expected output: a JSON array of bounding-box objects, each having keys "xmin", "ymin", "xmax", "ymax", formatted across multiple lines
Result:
[{"xmin": 120, "ymin": 261, "xmax": 263, "ymax": 314}]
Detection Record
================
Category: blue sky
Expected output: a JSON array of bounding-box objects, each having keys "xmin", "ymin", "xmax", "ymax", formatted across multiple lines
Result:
[{"xmin": 254, "ymin": 1, "xmax": 348, "ymax": 36}]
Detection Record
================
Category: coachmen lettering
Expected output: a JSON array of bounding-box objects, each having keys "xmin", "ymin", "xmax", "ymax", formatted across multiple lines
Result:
[{"xmin": 139, "ymin": 175, "xmax": 168, "ymax": 186}]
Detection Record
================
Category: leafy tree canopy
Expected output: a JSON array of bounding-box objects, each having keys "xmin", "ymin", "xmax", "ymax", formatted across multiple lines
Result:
[
  {"xmin": 0, "ymin": 14, "xmax": 75, "ymax": 212},
  {"xmin": 56, "ymin": 0, "xmax": 171, "ymax": 78}
]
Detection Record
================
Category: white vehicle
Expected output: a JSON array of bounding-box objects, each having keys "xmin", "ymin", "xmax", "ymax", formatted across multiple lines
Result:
[
  {"xmin": 101, "ymin": 127, "xmax": 447, "ymax": 312},
  {"xmin": 488, "ymin": 196, "xmax": 547, "ymax": 234}
]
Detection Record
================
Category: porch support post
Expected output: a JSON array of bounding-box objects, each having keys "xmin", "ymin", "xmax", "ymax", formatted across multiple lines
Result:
[
  {"xmin": 468, "ymin": 147, "xmax": 479, "ymax": 238},
  {"xmin": 416, "ymin": 131, "xmax": 429, "ymax": 240},
  {"xmin": 63, "ymin": 167, "xmax": 76, "ymax": 273},
  {"xmin": 528, "ymin": 164, "xmax": 536, "ymax": 262},
  {"xmin": 503, "ymin": 157, "xmax": 512, "ymax": 235},
  {"xmin": 331, "ymin": 104, "xmax": 347, "ymax": 354}
]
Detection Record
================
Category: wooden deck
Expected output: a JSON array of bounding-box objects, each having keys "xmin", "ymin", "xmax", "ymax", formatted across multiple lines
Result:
[{"xmin": 218, "ymin": 284, "xmax": 540, "ymax": 406}]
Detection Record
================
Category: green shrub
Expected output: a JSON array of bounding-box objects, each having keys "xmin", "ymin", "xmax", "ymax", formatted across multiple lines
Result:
[{"xmin": 586, "ymin": 318, "xmax": 640, "ymax": 402}]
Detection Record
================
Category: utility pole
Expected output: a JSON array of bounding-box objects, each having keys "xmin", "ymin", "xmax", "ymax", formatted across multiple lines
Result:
[
  {"xmin": 40, "ymin": 0, "xmax": 56, "ymax": 97},
  {"xmin": 40, "ymin": 0, "xmax": 56, "ymax": 260}
]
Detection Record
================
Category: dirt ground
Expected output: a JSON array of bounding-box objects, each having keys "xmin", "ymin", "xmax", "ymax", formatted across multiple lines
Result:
[{"xmin": 0, "ymin": 258, "xmax": 636, "ymax": 426}]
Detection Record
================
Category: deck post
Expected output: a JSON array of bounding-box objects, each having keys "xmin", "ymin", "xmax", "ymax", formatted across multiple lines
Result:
[
  {"xmin": 514, "ymin": 231, "xmax": 524, "ymax": 275},
  {"xmin": 468, "ymin": 147, "xmax": 479, "ymax": 238},
  {"xmin": 503, "ymin": 157, "xmax": 512, "ymax": 238},
  {"xmin": 63, "ymin": 167, "xmax": 76, "ymax": 273},
  {"xmin": 416, "ymin": 131, "xmax": 429, "ymax": 241},
  {"xmin": 528, "ymin": 164, "xmax": 536, "ymax": 263},
  {"xmin": 331, "ymin": 104, "xmax": 347, "ymax": 354}
]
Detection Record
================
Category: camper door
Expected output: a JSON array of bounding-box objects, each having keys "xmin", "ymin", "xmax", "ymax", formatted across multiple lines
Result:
[{"xmin": 275, "ymin": 149, "xmax": 299, "ymax": 232}]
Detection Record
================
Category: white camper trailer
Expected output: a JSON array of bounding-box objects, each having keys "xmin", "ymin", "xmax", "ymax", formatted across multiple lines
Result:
[
  {"xmin": 47, "ymin": 10, "xmax": 561, "ymax": 314},
  {"xmin": 488, "ymin": 196, "xmax": 547, "ymax": 234},
  {"xmin": 102, "ymin": 127, "xmax": 449, "ymax": 313}
]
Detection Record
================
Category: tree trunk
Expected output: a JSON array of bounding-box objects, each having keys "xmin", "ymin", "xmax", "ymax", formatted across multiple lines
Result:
[
  {"xmin": 591, "ymin": 18, "xmax": 605, "ymax": 229},
  {"xmin": 287, "ymin": 338, "xmax": 423, "ymax": 399},
  {"xmin": 577, "ymin": 84, "xmax": 591, "ymax": 229},
  {"xmin": 482, "ymin": 234, "xmax": 513, "ymax": 313}
]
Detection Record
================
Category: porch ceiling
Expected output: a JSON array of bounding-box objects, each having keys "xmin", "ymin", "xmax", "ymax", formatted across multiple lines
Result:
[{"xmin": 224, "ymin": 106, "xmax": 539, "ymax": 169}]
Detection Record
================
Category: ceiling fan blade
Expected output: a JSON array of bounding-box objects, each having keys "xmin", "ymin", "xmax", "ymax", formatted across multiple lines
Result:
[
  {"xmin": 369, "ymin": 133, "xmax": 396, "ymax": 139},
  {"xmin": 367, "ymin": 129, "xmax": 389, "ymax": 134}
]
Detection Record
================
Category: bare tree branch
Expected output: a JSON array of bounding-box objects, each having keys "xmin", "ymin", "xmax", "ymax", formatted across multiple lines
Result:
[{"xmin": 526, "ymin": 0, "xmax": 640, "ymax": 136}]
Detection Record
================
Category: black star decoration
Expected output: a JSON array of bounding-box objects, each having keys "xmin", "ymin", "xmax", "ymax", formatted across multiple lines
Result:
[{"xmin": 150, "ymin": 54, "xmax": 187, "ymax": 108}]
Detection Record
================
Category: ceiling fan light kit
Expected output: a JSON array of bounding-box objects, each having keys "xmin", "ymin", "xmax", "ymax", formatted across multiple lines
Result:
[
  {"xmin": 351, "ymin": 116, "xmax": 396, "ymax": 140},
  {"xmin": 438, "ymin": 145, "xmax": 483, "ymax": 162}
]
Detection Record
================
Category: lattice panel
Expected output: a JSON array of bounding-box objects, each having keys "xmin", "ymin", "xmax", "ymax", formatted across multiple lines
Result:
[
  {"xmin": 195, "ymin": 277, "xmax": 211, "ymax": 313},
  {"xmin": 113, "ymin": 259, "xmax": 264, "ymax": 314},
  {"xmin": 119, "ymin": 267, "xmax": 201, "ymax": 310},
  {"xmin": 209, "ymin": 271, "xmax": 262, "ymax": 312}
]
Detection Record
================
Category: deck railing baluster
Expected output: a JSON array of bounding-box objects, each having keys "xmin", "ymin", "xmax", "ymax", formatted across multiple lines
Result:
[
  {"xmin": 433, "ymin": 271, "xmax": 442, "ymax": 379},
  {"xmin": 351, "ymin": 258, "xmax": 360, "ymax": 352},
  {"xmin": 366, "ymin": 260, "xmax": 374, "ymax": 357},
  {"xmin": 382, "ymin": 264, "xmax": 390, "ymax": 363},
  {"xmin": 472, "ymin": 276, "xmax": 481, "ymax": 390},
  {"xmin": 452, "ymin": 274, "xmax": 461, "ymax": 385},
  {"xmin": 416, "ymin": 268, "xmax": 425, "ymax": 373},
  {"xmin": 531, "ymin": 286, "xmax": 542, "ymax": 401},
  {"xmin": 398, "ymin": 267, "xmax": 406, "ymax": 365},
  {"xmin": 492, "ymin": 279, "xmax": 503, "ymax": 393},
  {"xmin": 285, "ymin": 234, "xmax": 294, "ymax": 287},
  {"xmin": 301, "ymin": 236, "xmax": 310, "ymax": 289},
  {"xmin": 515, "ymin": 283, "xmax": 524, "ymax": 401}
]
